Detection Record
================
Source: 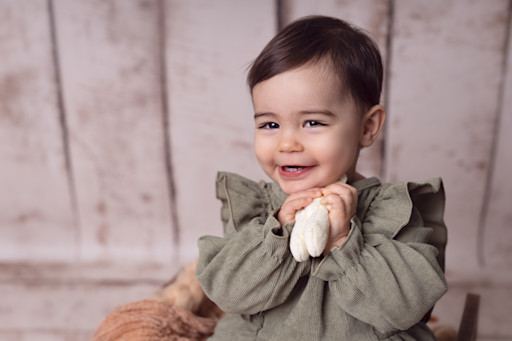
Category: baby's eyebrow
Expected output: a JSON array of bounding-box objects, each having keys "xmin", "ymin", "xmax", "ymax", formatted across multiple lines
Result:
[
  {"xmin": 253, "ymin": 112, "xmax": 275, "ymax": 119},
  {"xmin": 299, "ymin": 110, "xmax": 336, "ymax": 117},
  {"xmin": 253, "ymin": 110, "xmax": 336, "ymax": 120}
]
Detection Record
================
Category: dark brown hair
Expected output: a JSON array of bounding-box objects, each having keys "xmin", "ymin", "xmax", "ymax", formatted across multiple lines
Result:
[{"xmin": 247, "ymin": 15, "xmax": 383, "ymax": 112}]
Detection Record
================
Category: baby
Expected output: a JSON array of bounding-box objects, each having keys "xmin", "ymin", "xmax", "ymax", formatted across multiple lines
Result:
[{"xmin": 197, "ymin": 15, "xmax": 447, "ymax": 340}]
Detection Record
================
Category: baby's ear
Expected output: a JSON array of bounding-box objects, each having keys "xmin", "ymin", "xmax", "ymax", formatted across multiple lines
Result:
[{"xmin": 360, "ymin": 104, "xmax": 386, "ymax": 148}]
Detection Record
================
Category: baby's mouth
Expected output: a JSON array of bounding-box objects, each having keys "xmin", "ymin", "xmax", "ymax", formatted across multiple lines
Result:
[
  {"xmin": 282, "ymin": 166, "xmax": 306, "ymax": 172},
  {"xmin": 281, "ymin": 165, "xmax": 315, "ymax": 173},
  {"xmin": 278, "ymin": 165, "xmax": 313, "ymax": 178}
]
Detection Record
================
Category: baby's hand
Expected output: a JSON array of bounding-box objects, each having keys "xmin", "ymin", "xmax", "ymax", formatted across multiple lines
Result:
[
  {"xmin": 320, "ymin": 182, "xmax": 358, "ymax": 254},
  {"xmin": 290, "ymin": 197, "xmax": 330, "ymax": 261},
  {"xmin": 277, "ymin": 188, "xmax": 323, "ymax": 226}
]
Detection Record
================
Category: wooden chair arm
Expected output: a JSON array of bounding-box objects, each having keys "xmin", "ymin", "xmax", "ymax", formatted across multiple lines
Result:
[{"xmin": 456, "ymin": 293, "xmax": 480, "ymax": 341}]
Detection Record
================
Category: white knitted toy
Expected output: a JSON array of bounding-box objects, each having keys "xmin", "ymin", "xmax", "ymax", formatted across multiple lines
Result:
[{"xmin": 289, "ymin": 175, "xmax": 347, "ymax": 262}]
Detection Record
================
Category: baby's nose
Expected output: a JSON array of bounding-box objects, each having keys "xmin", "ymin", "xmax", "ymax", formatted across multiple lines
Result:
[{"xmin": 278, "ymin": 131, "xmax": 304, "ymax": 153}]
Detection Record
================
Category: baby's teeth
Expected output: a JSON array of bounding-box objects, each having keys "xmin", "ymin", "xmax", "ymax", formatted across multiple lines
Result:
[{"xmin": 285, "ymin": 166, "xmax": 302, "ymax": 172}]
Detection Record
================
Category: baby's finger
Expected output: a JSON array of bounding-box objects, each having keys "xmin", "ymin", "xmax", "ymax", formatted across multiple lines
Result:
[
  {"xmin": 278, "ymin": 196, "xmax": 313, "ymax": 224},
  {"xmin": 323, "ymin": 185, "xmax": 357, "ymax": 214},
  {"xmin": 322, "ymin": 183, "xmax": 357, "ymax": 199},
  {"xmin": 287, "ymin": 187, "xmax": 323, "ymax": 201},
  {"xmin": 320, "ymin": 194, "xmax": 349, "ymax": 220},
  {"xmin": 320, "ymin": 194, "xmax": 352, "ymax": 245}
]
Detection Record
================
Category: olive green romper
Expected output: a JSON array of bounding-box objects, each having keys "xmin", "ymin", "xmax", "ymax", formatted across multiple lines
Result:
[{"xmin": 197, "ymin": 172, "xmax": 448, "ymax": 340}]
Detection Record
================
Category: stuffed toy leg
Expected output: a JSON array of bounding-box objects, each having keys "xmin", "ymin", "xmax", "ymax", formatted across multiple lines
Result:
[{"xmin": 290, "ymin": 175, "xmax": 347, "ymax": 262}]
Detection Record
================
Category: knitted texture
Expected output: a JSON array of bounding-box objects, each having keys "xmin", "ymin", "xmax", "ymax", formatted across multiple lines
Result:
[
  {"xmin": 92, "ymin": 260, "xmax": 224, "ymax": 341},
  {"xmin": 92, "ymin": 299, "xmax": 218, "ymax": 341}
]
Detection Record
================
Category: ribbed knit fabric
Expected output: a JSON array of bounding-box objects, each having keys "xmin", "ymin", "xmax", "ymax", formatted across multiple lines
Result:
[
  {"xmin": 196, "ymin": 172, "xmax": 448, "ymax": 340},
  {"xmin": 90, "ymin": 259, "xmax": 456, "ymax": 341}
]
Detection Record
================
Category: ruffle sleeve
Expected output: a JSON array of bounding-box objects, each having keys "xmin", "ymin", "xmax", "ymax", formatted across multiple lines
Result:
[
  {"xmin": 360, "ymin": 178, "xmax": 447, "ymax": 270},
  {"xmin": 406, "ymin": 179, "xmax": 447, "ymax": 271},
  {"xmin": 197, "ymin": 172, "xmax": 309, "ymax": 315},
  {"xmin": 312, "ymin": 178, "xmax": 447, "ymax": 337},
  {"xmin": 215, "ymin": 171, "xmax": 271, "ymax": 237}
]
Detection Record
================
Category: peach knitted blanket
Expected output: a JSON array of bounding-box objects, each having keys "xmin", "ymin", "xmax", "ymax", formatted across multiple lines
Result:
[
  {"xmin": 92, "ymin": 261, "xmax": 224, "ymax": 341},
  {"xmin": 93, "ymin": 299, "xmax": 219, "ymax": 341}
]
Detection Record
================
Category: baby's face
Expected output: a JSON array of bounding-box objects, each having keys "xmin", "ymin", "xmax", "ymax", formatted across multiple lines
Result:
[{"xmin": 252, "ymin": 63, "xmax": 364, "ymax": 195}]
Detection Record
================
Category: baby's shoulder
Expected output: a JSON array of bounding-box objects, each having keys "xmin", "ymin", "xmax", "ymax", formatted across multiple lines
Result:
[
  {"xmin": 354, "ymin": 177, "xmax": 444, "ymax": 207},
  {"xmin": 355, "ymin": 177, "xmax": 446, "ymax": 237}
]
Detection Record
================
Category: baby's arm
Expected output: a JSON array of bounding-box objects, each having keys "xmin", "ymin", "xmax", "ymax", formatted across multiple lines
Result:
[
  {"xmin": 316, "ymin": 205, "xmax": 447, "ymax": 338},
  {"xmin": 196, "ymin": 181, "xmax": 317, "ymax": 315},
  {"xmin": 196, "ymin": 217, "xmax": 309, "ymax": 315},
  {"xmin": 312, "ymin": 180, "xmax": 447, "ymax": 337}
]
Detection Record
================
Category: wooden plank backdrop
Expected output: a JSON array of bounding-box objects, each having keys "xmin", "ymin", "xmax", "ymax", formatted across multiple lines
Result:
[
  {"xmin": 0, "ymin": 0, "xmax": 75, "ymax": 261},
  {"xmin": 483, "ymin": 6, "xmax": 512, "ymax": 269},
  {"xmin": 164, "ymin": 0, "xmax": 274, "ymax": 264},
  {"xmin": 1, "ymin": 0, "xmax": 511, "ymax": 339},
  {"xmin": 386, "ymin": 0, "xmax": 510, "ymax": 273},
  {"xmin": 53, "ymin": 0, "xmax": 176, "ymax": 264}
]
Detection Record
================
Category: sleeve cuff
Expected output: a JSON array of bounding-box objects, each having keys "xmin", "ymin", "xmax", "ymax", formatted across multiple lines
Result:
[
  {"xmin": 262, "ymin": 214, "xmax": 292, "ymax": 260},
  {"xmin": 312, "ymin": 216, "xmax": 364, "ymax": 280}
]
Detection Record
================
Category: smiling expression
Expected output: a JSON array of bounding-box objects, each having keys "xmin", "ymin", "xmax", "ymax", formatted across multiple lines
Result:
[{"xmin": 252, "ymin": 62, "xmax": 367, "ymax": 195}]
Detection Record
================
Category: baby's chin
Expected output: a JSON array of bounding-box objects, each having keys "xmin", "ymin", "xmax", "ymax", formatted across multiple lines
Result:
[
  {"xmin": 277, "ymin": 175, "xmax": 347, "ymax": 195},
  {"xmin": 279, "ymin": 181, "xmax": 329, "ymax": 195}
]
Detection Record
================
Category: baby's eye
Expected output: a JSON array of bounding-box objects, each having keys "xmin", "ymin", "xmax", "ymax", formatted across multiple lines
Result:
[
  {"xmin": 304, "ymin": 120, "xmax": 325, "ymax": 127},
  {"xmin": 259, "ymin": 122, "xmax": 280, "ymax": 129}
]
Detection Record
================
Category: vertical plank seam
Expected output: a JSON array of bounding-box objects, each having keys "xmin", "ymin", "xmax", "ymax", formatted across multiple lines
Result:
[
  {"xmin": 477, "ymin": 0, "xmax": 512, "ymax": 267},
  {"xmin": 381, "ymin": 0, "xmax": 395, "ymax": 180},
  {"xmin": 276, "ymin": 0, "xmax": 285, "ymax": 30},
  {"xmin": 157, "ymin": 0, "xmax": 181, "ymax": 262},
  {"xmin": 47, "ymin": 0, "xmax": 82, "ymax": 261}
]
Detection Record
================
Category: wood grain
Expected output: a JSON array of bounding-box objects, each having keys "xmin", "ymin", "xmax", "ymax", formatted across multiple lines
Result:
[
  {"xmin": 385, "ymin": 0, "xmax": 509, "ymax": 272},
  {"xmin": 482, "ymin": 4, "xmax": 512, "ymax": 268},
  {"xmin": 164, "ymin": 0, "xmax": 275, "ymax": 264},
  {"xmin": 53, "ymin": 0, "xmax": 175, "ymax": 263},
  {"xmin": 0, "ymin": 0, "xmax": 75, "ymax": 261}
]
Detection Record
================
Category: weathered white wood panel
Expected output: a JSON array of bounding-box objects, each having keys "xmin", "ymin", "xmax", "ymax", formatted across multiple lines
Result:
[
  {"xmin": 432, "ymin": 281, "xmax": 512, "ymax": 340},
  {"xmin": 0, "ymin": 281, "xmax": 154, "ymax": 336},
  {"xmin": 483, "ymin": 16, "xmax": 512, "ymax": 268},
  {"xmin": 165, "ymin": 0, "xmax": 275, "ymax": 264},
  {"xmin": 0, "ymin": 271, "xmax": 161, "ymax": 340},
  {"xmin": 280, "ymin": 0, "xmax": 391, "ymax": 178},
  {"xmin": 53, "ymin": 0, "xmax": 175, "ymax": 263},
  {"xmin": 0, "ymin": 331, "xmax": 91, "ymax": 341},
  {"xmin": 385, "ymin": 0, "xmax": 509, "ymax": 273},
  {"xmin": 0, "ymin": 262, "xmax": 177, "ymax": 339},
  {"xmin": 0, "ymin": 0, "xmax": 75, "ymax": 261},
  {"xmin": 280, "ymin": 0, "xmax": 390, "ymax": 48}
]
